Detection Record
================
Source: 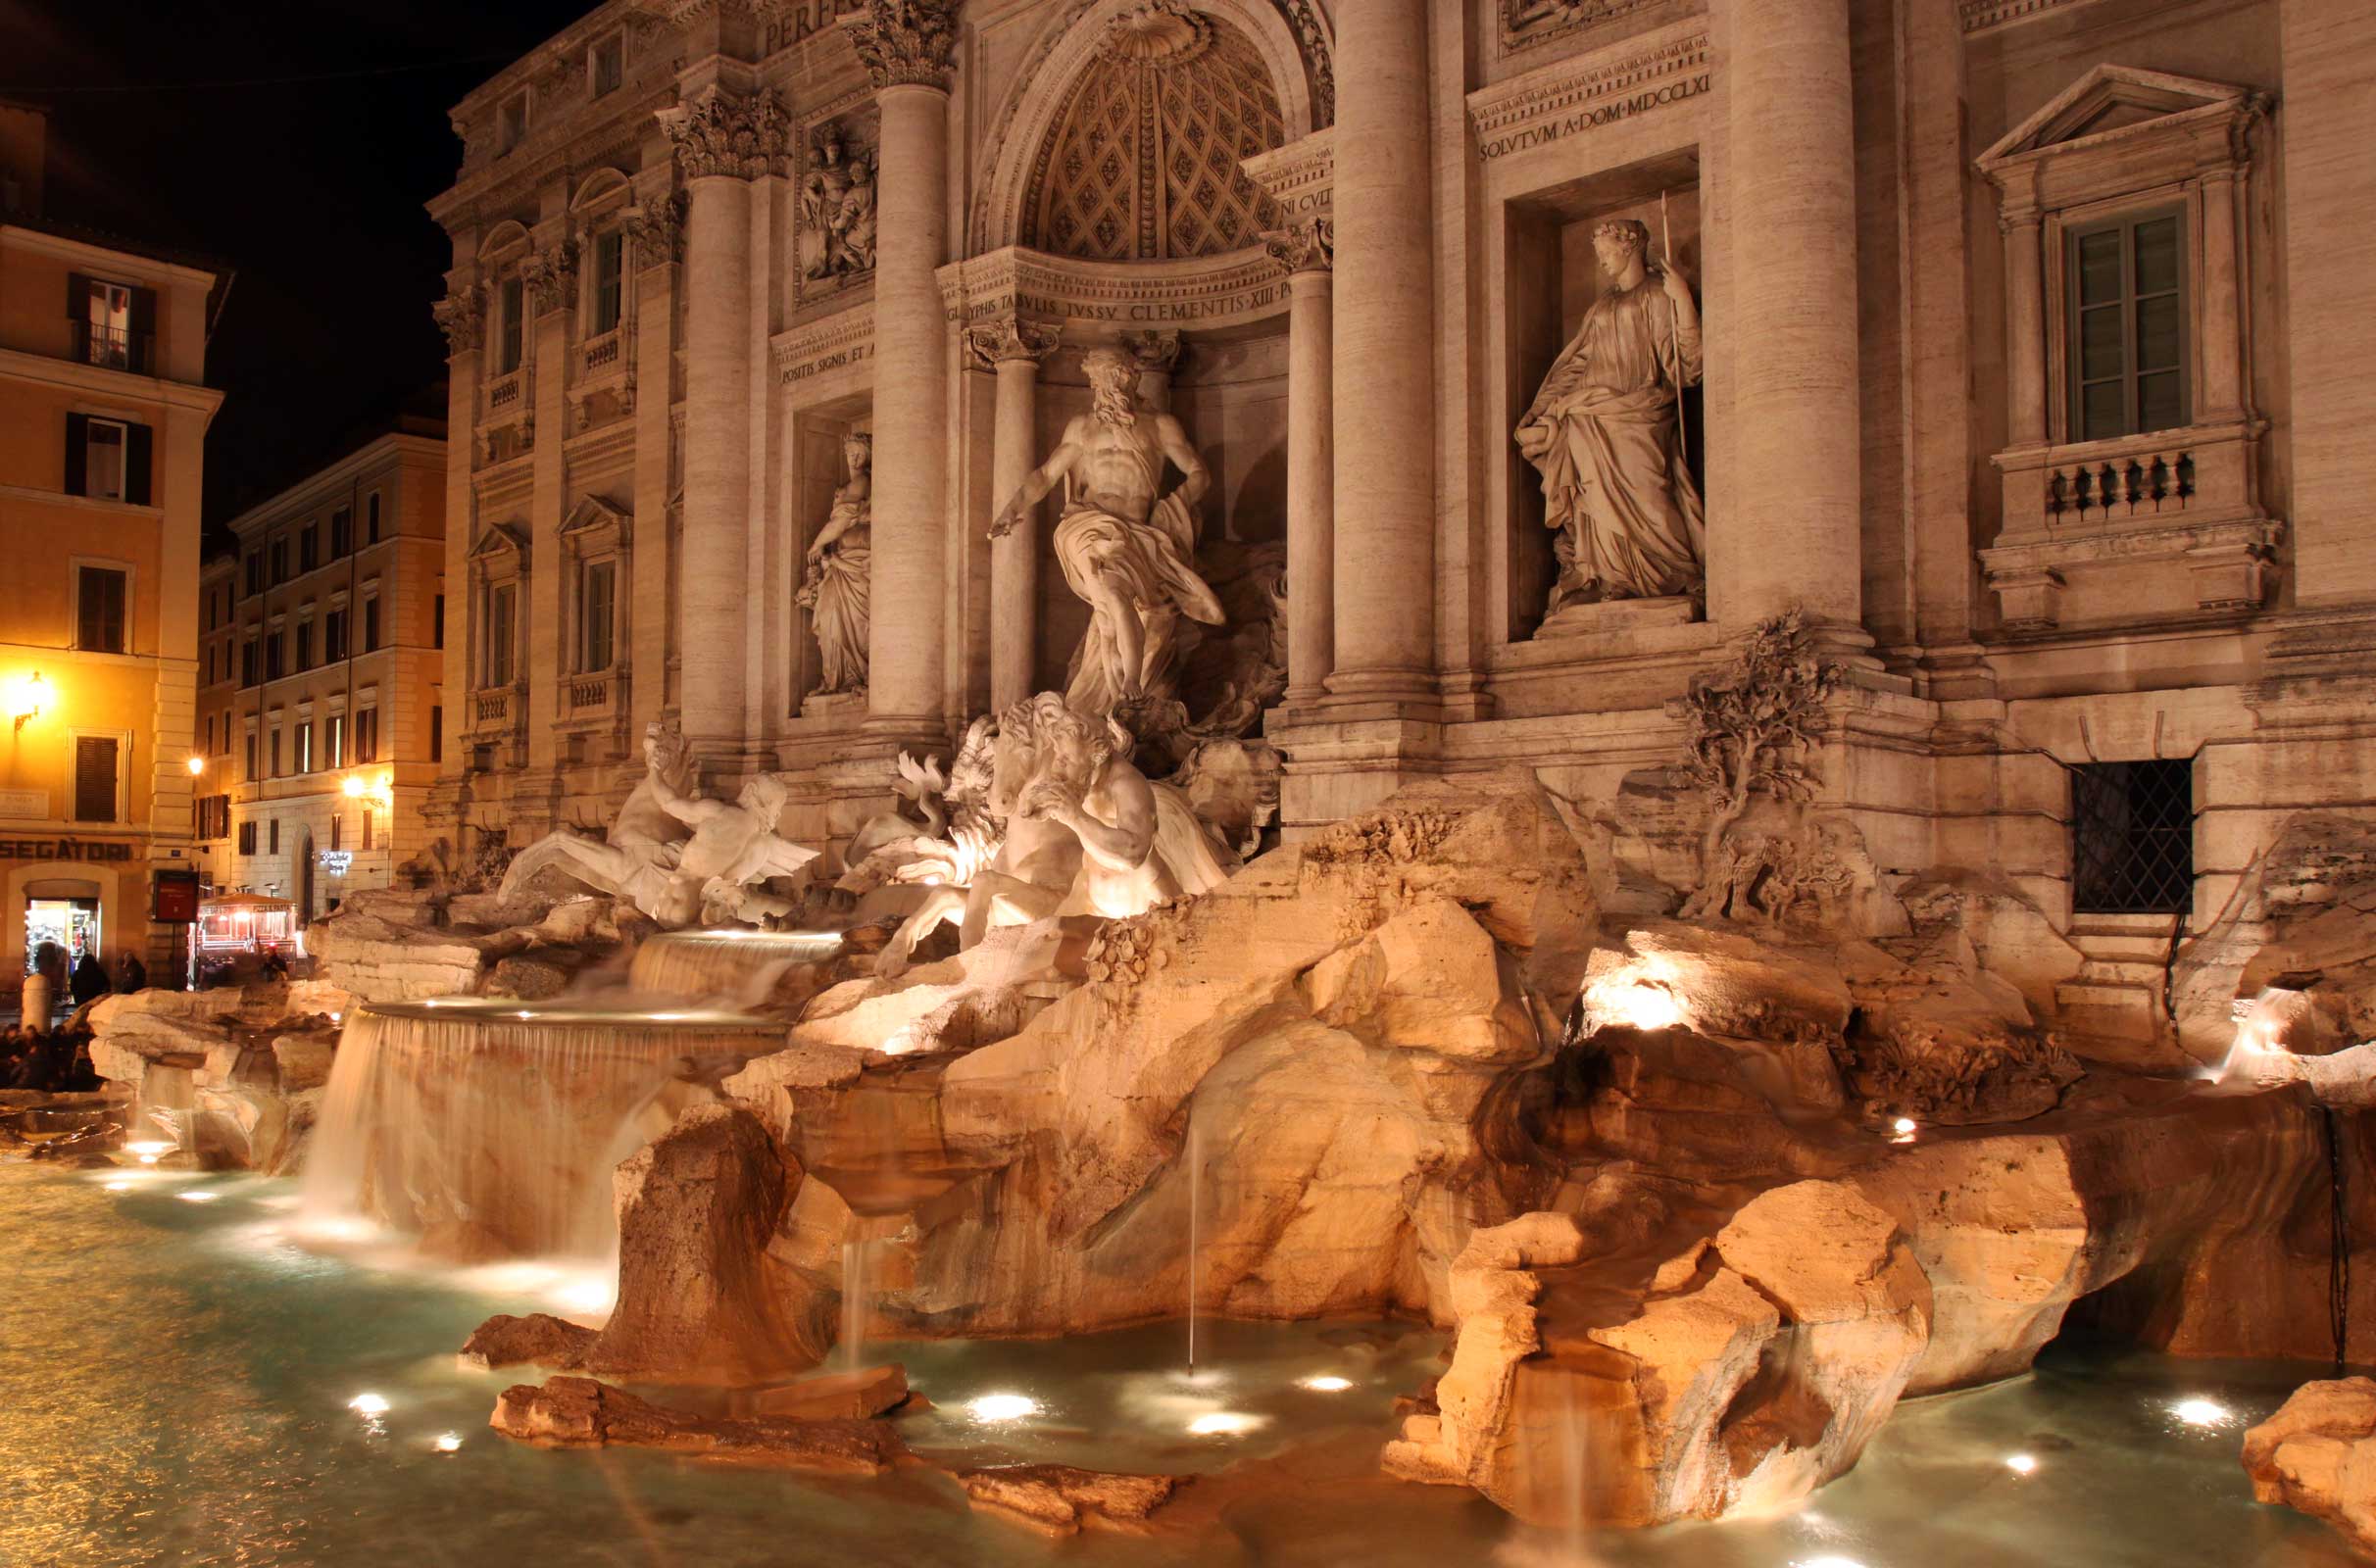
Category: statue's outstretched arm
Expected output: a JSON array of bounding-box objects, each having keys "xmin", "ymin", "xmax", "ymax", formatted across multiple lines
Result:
[{"xmin": 990, "ymin": 423, "xmax": 1081, "ymax": 538}]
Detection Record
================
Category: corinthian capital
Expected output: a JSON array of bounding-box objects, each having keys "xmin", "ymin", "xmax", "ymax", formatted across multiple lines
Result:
[
  {"xmin": 658, "ymin": 85, "xmax": 790, "ymax": 181},
  {"xmin": 846, "ymin": 0, "xmax": 960, "ymax": 92},
  {"xmin": 963, "ymin": 315, "xmax": 1063, "ymax": 370},
  {"xmin": 620, "ymin": 192, "xmax": 686, "ymax": 269},
  {"xmin": 1121, "ymin": 328, "xmax": 1183, "ymax": 376},
  {"xmin": 519, "ymin": 240, "xmax": 580, "ymax": 315},
  {"xmin": 432, "ymin": 286, "xmax": 484, "ymax": 357},
  {"xmin": 1261, "ymin": 218, "xmax": 1333, "ymax": 275}
]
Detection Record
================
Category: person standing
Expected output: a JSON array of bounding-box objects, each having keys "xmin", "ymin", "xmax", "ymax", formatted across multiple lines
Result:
[
  {"xmin": 116, "ymin": 952, "xmax": 147, "ymax": 993},
  {"xmin": 69, "ymin": 951, "xmax": 108, "ymax": 1008}
]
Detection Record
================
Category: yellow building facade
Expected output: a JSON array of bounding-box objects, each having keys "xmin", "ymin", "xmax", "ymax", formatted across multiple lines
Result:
[{"xmin": 0, "ymin": 212, "xmax": 223, "ymax": 982}]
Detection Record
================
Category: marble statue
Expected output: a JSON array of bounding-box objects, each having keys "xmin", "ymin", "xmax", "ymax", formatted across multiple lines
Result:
[
  {"xmin": 497, "ymin": 726, "xmax": 818, "ymax": 928},
  {"xmin": 837, "ymin": 715, "xmax": 1001, "ymax": 897},
  {"xmin": 796, "ymin": 432, "xmax": 872, "ymax": 695},
  {"xmin": 988, "ymin": 346, "xmax": 1225, "ymax": 718},
  {"xmin": 1515, "ymin": 217, "xmax": 1706, "ymax": 614},
  {"xmin": 877, "ymin": 692, "xmax": 1235, "ymax": 978}
]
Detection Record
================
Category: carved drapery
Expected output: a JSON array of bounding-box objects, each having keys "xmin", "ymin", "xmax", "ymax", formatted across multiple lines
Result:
[
  {"xmin": 434, "ymin": 287, "xmax": 485, "ymax": 356},
  {"xmin": 520, "ymin": 241, "xmax": 580, "ymax": 314},
  {"xmin": 846, "ymin": 0, "xmax": 959, "ymax": 91},
  {"xmin": 620, "ymin": 192, "xmax": 686, "ymax": 268},
  {"xmin": 963, "ymin": 315, "xmax": 1063, "ymax": 370},
  {"xmin": 659, "ymin": 85, "xmax": 791, "ymax": 180}
]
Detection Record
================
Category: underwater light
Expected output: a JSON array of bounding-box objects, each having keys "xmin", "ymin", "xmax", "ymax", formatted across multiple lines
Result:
[
  {"xmin": 1187, "ymin": 1411, "xmax": 1265, "ymax": 1436},
  {"xmin": 137, "ymin": 1154, "xmax": 160, "ymax": 1165},
  {"xmin": 348, "ymin": 1393, "xmax": 390, "ymax": 1416},
  {"xmin": 176, "ymin": 1190, "xmax": 220, "ymax": 1203},
  {"xmin": 434, "ymin": 1433, "xmax": 464, "ymax": 1453},
  {"xmin": 1892, "ymin": 1117, "xmax": 1918, "ymax": 1135},
  {"xmin": 102, "ymin": 1180, "xmax": 131, "ymax": 1193},
  {"xmin": 124, "ymin": 1139, "xmax": 172, "ymax": 1156},
  {"xmin": 2005, "ymin": 1452, "xmax": 2037, "ymax": 1475},
  {"xmin": 1300, "ymin": 1375, "xmax": 1354, "ymax": 1393},
  {"xmin": 1794, "ymin": 1558, "xmax": 1869, "ymax": 1568},
  {"xmin": 2173, "ymin": 1397, "xmax": 2232, "ymax": 1428},
  {"xmin": 967, "ymin": 1394, "xmax": 1041, "ymax": 1423}
]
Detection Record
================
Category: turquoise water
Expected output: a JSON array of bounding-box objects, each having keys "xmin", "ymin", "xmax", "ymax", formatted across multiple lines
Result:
[{"xmin": 0, "ymin": 1159, "xmax": 2355, "ymax": 1567}]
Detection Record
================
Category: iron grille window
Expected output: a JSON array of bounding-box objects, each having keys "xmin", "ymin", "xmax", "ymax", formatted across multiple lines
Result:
[{"xmin": 2071, "ymin": 760, "xmax": 2195, "ymax": 915}]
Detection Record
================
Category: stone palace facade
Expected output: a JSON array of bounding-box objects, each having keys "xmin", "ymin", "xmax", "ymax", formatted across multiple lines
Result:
[{"xmin": 427, "ymin": 0, "xmax": 2376, "ymax": 1051}]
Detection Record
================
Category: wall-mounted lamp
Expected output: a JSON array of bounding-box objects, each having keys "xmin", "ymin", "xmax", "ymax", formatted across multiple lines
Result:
[
  {"xmin": 342, "ymin": 770, "xmax": 394, "ymax": 807},
  {"xmin": 10, "ymin": 670, "xmax": 46, "ymax": 734},
  {"xmin": 186, "ymin": 755, "xmax": 207, "ymax": 776}
]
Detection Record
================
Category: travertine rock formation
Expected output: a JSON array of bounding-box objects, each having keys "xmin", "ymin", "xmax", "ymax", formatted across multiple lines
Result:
[
  {"xmin": 2243, "ymin": 1378, "xmax": 2376, "ymax": 1558},
  {"xmin": 491, "ymin": 1375, "xmax": 905, "ymax": 1474},
  {"xmin": 955, "ymin": 1464, "xmax": 1181, "ymax": 1534}
]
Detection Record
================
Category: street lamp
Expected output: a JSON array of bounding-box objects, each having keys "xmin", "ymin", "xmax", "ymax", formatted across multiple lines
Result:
[
  {"xmin": 186, "ymin": 755, "xmax": 207, "ymax": 776},
  {"xmin": 10, "ymin": 669, "xmax": 46, "ymax": 734}
]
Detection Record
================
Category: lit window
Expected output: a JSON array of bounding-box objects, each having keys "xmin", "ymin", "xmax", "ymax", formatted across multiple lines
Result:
[
  {"xmin": 84, "ymin": 418, "xmax": 127, "ymax": 501},
  {"xmin": 328, "ymin": 713, "xmax": 344, "ymax": 768},
  {"xmin": 84, "ymin": 279, "xmax": 132, "ymax": 368}
]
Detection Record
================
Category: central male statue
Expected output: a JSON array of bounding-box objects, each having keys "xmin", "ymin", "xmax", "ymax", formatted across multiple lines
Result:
[
  {"xmin": 1516, "ymin": 217, "xmax": 1706, "ymax": 613},
  {"xmin": 988, "ymin": 346, "xmax": 1225, "ymax": 716}
]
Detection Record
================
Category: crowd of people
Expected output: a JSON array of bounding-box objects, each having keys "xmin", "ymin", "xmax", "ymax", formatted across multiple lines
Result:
[{"xmin": 5, "ymin": 942, "xmax": 144, "ymax": 1091}]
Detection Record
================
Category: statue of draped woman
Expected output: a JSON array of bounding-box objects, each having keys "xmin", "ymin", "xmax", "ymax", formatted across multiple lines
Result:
[
  {"xmin": 798, "ymin": 432, "xmax": 871, "ymax": 696},
  {"xmin": 1515, "ymin": 218, "xmax": 1706, "ymax": 617}
]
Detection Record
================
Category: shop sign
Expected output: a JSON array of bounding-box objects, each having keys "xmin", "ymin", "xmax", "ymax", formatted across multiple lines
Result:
[
  {"xmin": 0, "ymin": 838, "xmax": 136, "ymax": 862},
  {"xmin": 153, "ymin": 869, "xmax": 200, "ymax": 922},
  {"xmin": 0, "ymin": 789, "xmax": 46, "ymax": 818}
]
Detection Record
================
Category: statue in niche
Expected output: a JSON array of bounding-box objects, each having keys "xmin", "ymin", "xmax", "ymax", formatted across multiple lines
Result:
[
  {"xmin": 988, "ymin": 346, "xmax": 1226, "ymax": 720},
  {"xmin": 497, "ymin": 723, "xmax": 818, "ymax": 927},
  {"xmin": 876, "ymin": 692, "xmax": 1235, "ymax": 978},
  {"xmin": 796, "ymin": 432, "xmax": 871, "ymax": 696},
  {"xmin": 800, "ymin": 123, "xmax": 876, "ymax": 283},
  {"xmin": 1515, "ymin": 217, "xmax": 1705, "ymax": 619}
]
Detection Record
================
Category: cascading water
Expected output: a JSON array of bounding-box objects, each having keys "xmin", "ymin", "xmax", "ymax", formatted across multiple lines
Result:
[
  {"xmin": 841, "ymin": 1237, "xmax": 876, "ymax": 1370},
  {"xmin": 300, "ymin": 998, "xmax": 783, "ymax": 1261},
  {"xmin": 627, "ymin": 929, "xmax": 844, "ymax": 1008},
  {"xmin": 1186, "ymin": 1111, "xmax": 1202, "ymax": 1373}
]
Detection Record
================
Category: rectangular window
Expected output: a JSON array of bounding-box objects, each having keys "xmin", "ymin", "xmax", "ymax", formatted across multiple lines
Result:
[
  {"xmin": 367, "ymin": 492, "xmax": 381, "ymax": 544},
  {"xmin": 328, "ymin": 713, "xmax": 344, "ymax": 769},
  {"xmin": 356, "ymin": 709, "xmax": 379, "ymax": 764},
  {"xmin": 364, "ymin": 597, "xmax": 381, "ymax": 653},
  {"xmin": 269, "ymin": 728, "xmax": 281, "ymax": 776},
  {"xmin": 487, "ymin": 583, "xmax": 517, "ymax": 686},
  {"xmin": 297, "ymin": 722, "xmax": 314, "ymax": 773},
  {"xmin": 265, "ymin": 631, "xmax": 284, "ymax": 681},
  {"xmin": 74, "ymin": 564, "xmax": 127, "ymax": 653},
  {"xmin": 433, "ymin": 595, "xmax": 445, "ymax": 649},
  {"xmin": 204, "ymin": 714, "xmax": 215, "ymax": 754},
  {"xmin": 499, "ymin": 277, "xmax": 524, "ymax": 373},
  {"xmin": 84, "ymin": 278, "xmax": 133, "ymax": 368},
  {"xmin": 84, "ymin": 417, "xmax": 127, "ymax": 501},
  {"xmin": 270, "ymin": 817, "xmax": 279, "ymax": 856},
  {"xmin": 591, "ymin": 34, "xmax": 623, "ymax": 96},
  {"xmin": 324, "ymin": 609, "xmax": 347, "ymax": 662},
  {"xmin": 295, "ymin": 621, "xmax": 313, "ymax": 671},
  {"xmin": 430, "ymin": 707, "xmax": 442, "ymax": 763},
  {"xmin": 499, "ymin": 91, "xmax": 527, "ymax": 153},
  {"xmin": 2071, "ymin": 760, "xmax": 2196, "ymax": 915},
  {"xmin": 238, "ymin": 820, "xmax": 257, "ymax": 856},
  {"xmin": 73, "ymin": 736, "xmax": 118, "ymax": 822},
  {"xmin": 243, "ymin": 730, "xmax": 256, "ymax": 780},
  {"xmin": 581, "ymin": 560, "xmax": 616, "ymax": 671},
  {"xmin": 362, "ymin": 808, "xmax": 376, "ymax": 852},
  {"xmin": 330, "ymin": 506, "xmax": 352, "ymax": 558},
  {"xmin": 330, "ymin": 812, "xmax": 342, "ymax": 852},
  {"xmin": 271, "ymin": 537, "xmax": 289, "ymax": 585},
  {"xmin": 299, "ymin": 525, "xmax": 319, "ymax": 574},
  {"xmin": 244, "ymin": 551, "xmax": 263, "ymax": 596},
  {"xmin": 592, "ymin": 230, "xmax": 624, "ymax": 335},
  {"xmin": 240, "ymin": 639, "xmax": 258, "ymax": 687},
  {"xmin": 2067, "ymin": 208, "xmax": 2189, "ymax": 443}
]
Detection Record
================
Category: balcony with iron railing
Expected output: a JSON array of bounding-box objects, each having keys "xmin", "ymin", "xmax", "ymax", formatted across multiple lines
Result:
[{"xmin": 71, "ymin": 320, "xmax": 155, "ymax": 375}]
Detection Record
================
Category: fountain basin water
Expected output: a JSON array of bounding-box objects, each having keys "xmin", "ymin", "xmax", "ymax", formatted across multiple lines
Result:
[{"xmin": 302, "ymin": 997, "xmax": 786, "ymax": 1261}]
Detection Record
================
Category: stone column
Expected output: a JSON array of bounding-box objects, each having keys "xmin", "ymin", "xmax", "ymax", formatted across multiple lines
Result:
[
  {"xmin": 1716, "ymin": 0, "xmax": 1864, "ymax": 639},
  {"xmin": 1265, "ymin": 220, "xmax": 1335, "ymax": 706},
  {"xmin": 966, "ymin": 317, "xmax": 1063, "ymax": 711},
  {"xmin": 659, "ymin": 86, "xmax": 786, "ymax": 755},
  {"xmin": 521, "ymin": 238, "xmax": 576, "ymax": 782},
  {"xmin": 850, "ymin": 0, "xmax": 959, "ymax": 733},
  {"xmin": 1123, "ymin": 329, "xmax": 1183, "ymax": 415},
  {"xmin": 621, "ymin": 193, "xmax": 684, "ymax": 741},
  {"xmin": 1325, "ymin": 0, "xmax": 1434, "ymax": 705},
  {"xmin": 430, "ymin": 284, "xmax": 483, "ymax": 784},
  {"xmin": 2001, "ymin": 202, "xmax": 2048, "ymax": 449}
]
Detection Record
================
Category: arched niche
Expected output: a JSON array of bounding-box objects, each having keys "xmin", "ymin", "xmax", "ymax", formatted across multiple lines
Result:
[{"xmin": 969, "ymin": 0, "xmax": 1325, "ymax": 256}]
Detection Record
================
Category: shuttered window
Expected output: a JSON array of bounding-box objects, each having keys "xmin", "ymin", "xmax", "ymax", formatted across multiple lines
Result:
[
  {"xmin": 75, "ymin": 565, "xmax": 127, "ymax": 653},
  {"xmin": 73, "ymin": 736, "xmax": 119, "ymax": 822},
  {"xmin": 355, "ymin": 709, "xmax": 379, "ymax": 763},
  {"xmin": 2066, "ymin": 207, "xmax": 2189, "ymax": 442},
  {"xmin": 581, "ymin": 561, "xmax": 616, "ymax": 671}
]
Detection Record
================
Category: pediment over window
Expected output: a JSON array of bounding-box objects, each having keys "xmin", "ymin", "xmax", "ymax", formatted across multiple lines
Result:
[
  {"xmin": 560, "ymin": 494, "xmax": 632, "ymax": 546},
  {"xmin": 1979, "ymin": 65, "xmax": 2269, "ymax": 172},
  {"xmin": 468, "ymin": 522, "xmax": 528, "ymax": 563}
]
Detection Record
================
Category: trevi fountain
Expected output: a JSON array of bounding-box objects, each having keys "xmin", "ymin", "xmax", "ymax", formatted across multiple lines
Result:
[{"xmin": 14, "ymin": 0, "xmax": 2376, "ymax": 1563}]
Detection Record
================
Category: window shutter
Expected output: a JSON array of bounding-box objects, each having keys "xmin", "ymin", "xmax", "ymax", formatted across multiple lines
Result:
[
  {"xmin": 74, "ymin": 736, "xmax": 119, "ymax": 823},
  {"xmin": 66, "ymin": 270, "xmax": 89, "ymax": 321},
  {"xmin": 124, "ymin": 422, "xmax": 153, "ymax": 506},
  {"xmin": 64, "ymin": 413, "xmax": 87, "ymax": 496},
  {"xmin": 129, "ymin": 287, "xmax": 157, "ymax": 374}
]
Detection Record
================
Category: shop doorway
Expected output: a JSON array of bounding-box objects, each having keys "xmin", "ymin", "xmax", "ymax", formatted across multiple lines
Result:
[{"xmin": 25, "ymin": 896, "xmax": 101, "ymax": 973}]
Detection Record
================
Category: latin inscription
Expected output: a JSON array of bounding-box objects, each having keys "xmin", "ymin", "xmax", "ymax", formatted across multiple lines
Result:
[{"xmin": 1476, "ymin": 74, "xmax": 1710, "ymax": 161}]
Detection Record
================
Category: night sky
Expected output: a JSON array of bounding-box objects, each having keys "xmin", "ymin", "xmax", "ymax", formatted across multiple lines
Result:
[{"xmin": 5, "ymin": 0, "xmax": 596, "ymax": 539}]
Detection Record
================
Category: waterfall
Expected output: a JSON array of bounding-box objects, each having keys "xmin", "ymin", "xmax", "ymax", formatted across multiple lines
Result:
[
  {"xmin": 1186, "ymin": 1110, "xmax": 1202, "ymax": 1372},
  {"xmin": 840, "ymin": 1238, "xmax": 875, "ymax": 1370},
  {"xmin": 627, "ymin": 929, "xmax": 844, "ymax": 1008},
  {"xmin": 300, "ymin": 1000, "xmax": 783, "ymax": 1261}
]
